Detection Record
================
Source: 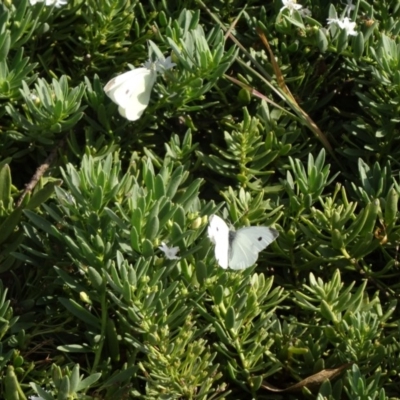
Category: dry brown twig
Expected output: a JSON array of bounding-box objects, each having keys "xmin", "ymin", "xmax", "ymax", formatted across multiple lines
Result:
[{"xmin": 16, "ymin": 136, "xmax": 67, "ymax": 208}]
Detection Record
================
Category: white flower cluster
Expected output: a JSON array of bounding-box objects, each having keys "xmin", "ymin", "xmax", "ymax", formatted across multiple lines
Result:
[
  {"xmin": 158, "ymin": 242, "xmax": 181, "ymax": 260},
  {"xmin": 327, "ymin": 16, "xmax": 357, "ymax": 36},
  {"xmin": 280, "ymin": 0, "xmax": 357, "ymax": 36},
  {"xmin": 281, "ymin": 0, "xmax": 311, "ymax": 15}
]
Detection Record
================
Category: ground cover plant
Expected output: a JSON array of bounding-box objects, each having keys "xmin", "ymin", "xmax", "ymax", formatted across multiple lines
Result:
[{"xmin": 0, "ymin": 0, "xmax": 400, "ymax": 398}]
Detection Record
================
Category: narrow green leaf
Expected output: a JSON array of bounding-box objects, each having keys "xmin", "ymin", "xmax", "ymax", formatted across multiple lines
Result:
[
  {"xmin": 166, "ymin": 166, "xmax": 184, "ymax": 198},
  {"xmin": 76, "ymin": 373, "xmax": 101, "ymax": 391},
  {"xmin": 130, "ymin": 226, "xmax": 140, "ymax": 253},
  {"xmin": 59, "ymin": 375, "xmax": 70, "ymax": 398},
  {"xmin": 54, "ymin": 267, "xmax": 88, "ymax": 294},
  {"xmin": 225, "ymin": 306, "xmax": 236, "ymax": 331},
  {"xmin": 213, "ymin": 320, "xmax": 231, "ymax": 344},
  {"xmin": 92, "ymin": 185, "xmax": 103, "ymax": 212},
  {"xmin": 195, "ymin": 261, "xmax": 207, "ymax": 285},
  {"xmin": 0, "ymin": 208, "xmax": 22, "ymax": 246},
  {"xmin": 58, "ymin": 298, "xmax": 100, "ymax": 329},
  {"xmin": 141, "ymin": 239, "xmax": 154, "ymax": 257},
  {"xmin": 320, "ymin": 300, "xmax": 338, "ymax": 323},
  {"xmin": 385, "ymin": 188, "xmax": 398, "ymax": 228},
  {"xmin": 317, "ymin": 29, "xmax": 328, "ymax": 53},
  {"xmin": 344, "ymin": 207, "xmax": 369, "ymax": 245},
  {"xmin": 0, "ymin": 164, "xmax": 11, "ymax": 208},
  {"xmin": 350, "ymin": 232, "xmax": 375, "ymax": 259},
  {"xmin": 23, "ymin": 210, "xmax": 61, "ymax": 239},
  {"xmin": 87, "ymin": 267, "xmax": 103, "ymax": 290},
  {"xmin": 176, "ymin": 178, "xmax": 202, "ymax": 210},
  {"xmin": 27, "ymin": 180, "xmax": 62, "ymax": 209},
  {"xmin": 30, "ymin": 383, "xmax": 53, "ymax": 400},
  {"xmin": 353, "ymin": 31, "xmax": 364, "ymax": 59},
  {"xmin": 106, "ymin": 318, "xmax": 120, "ymax": 362},
  {"xmin": 131, "ymin": 208, "xmax": 142, "ymax": 238},
  {"xmin": 331, "ymin": 228, "xmax": 344, "ymax": 250},
  {"xmin": 57, "ymin": 344, "xmax": 92, "ymax": 353},
  {"xmin": 145, "ymin": 216, "xmax": 159, "ymax": 241},
  {"xmin": 99, "ymin": 366, "xmax": 138, "ymax": 388},
  {"xmin": 0, "ymin": 33, "xmax": 10, "ymax": 62},
  {"xmin": 214, "ymin": 285, "xmax": 224, "ymax": 305},
  {"xmin": 69, "ymin": 364, "xmax": 80, "ymax": 393},
  {"xmin": 154, "ymin": 174, "xmax": 165, "ymax": 198},
  {"xmin": 337, "ymin": 29, "xmax": 348, "ymax": 53}
]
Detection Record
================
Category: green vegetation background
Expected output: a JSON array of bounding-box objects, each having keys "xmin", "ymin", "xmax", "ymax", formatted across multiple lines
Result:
[{"xmin": 0, "ymin": 0, "xmax": 399, "ymax": 399}]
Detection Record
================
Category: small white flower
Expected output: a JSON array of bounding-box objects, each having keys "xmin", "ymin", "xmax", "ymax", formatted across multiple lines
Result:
[
  {"xmin": 280, "ymin": 0, "xmax": 303, "ymax": 15},
  {"xmin": 159, "ymin": 242, "xmax": 181, "ymax": 260},
  {"xmin": 299, "ymin": 7, "xmax": 312, "ymax": 17},
  {"xmin": 338, "ymin": 17, "xmax": 357, "ymax": 35},
  {"xmin": 344, "ymin": 0, "xmax": 355, "ymax": 16},
  {"xmin": 327, "ymin": 17, "xmax": 357, "ymax": 36},
  {"xmin": 327, "ymin": 17, "xmax": 340, "ymax": 25},
  {"xmin": 144, "ymin": 56, "xmax": 176, "ymax": 73}
]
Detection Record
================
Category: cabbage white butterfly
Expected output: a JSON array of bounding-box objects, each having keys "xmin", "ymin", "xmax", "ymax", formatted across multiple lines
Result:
[
  {"xmin": 104, "ymin": 55, "xmax": 176, "ymax": 121},
  {"xmin": 208, "ymin": 214, "xmax": 279, "ymax": 270},
  {"xmin": 104, "ymin": 67, "xmax": 157, "ymax": 121}
]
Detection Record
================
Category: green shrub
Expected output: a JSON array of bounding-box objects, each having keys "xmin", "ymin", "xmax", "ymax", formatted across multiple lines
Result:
[{"xmin": 0, "ymin": 0, "xmax": 400, "ymax": 399}]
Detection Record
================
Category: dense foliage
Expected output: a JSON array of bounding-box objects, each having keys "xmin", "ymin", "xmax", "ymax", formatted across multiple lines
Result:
[{"xmin": 1, "ymin": 0, "xmax": 400, "ymax": 399}]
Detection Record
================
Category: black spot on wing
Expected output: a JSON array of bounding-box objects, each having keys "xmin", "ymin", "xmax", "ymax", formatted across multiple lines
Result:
[{"xmin": 257, "ymin": 236, "xmax": 262, "ymax": 241}]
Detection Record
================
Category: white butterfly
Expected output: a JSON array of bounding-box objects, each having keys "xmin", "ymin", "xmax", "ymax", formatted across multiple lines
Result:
[
  {"xmin": 208, "ymin": 214, "xmax": 279, "ymax": 270},
  {"xmin": 104, "ymin": 55, "xmax": 176, "ymax": 121},
  {"xmin": 104, "ymin": 67, "xmax": 157, "ymax": 121}
]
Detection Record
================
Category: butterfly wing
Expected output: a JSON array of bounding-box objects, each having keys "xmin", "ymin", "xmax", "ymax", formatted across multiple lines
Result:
[
  {"xmin": 104, "ymin": 69, "xmax": 142, "ymax": 106},
  {"xmin": 104, "ymin": 68, "xmax": 157, "ymax": 121},
  {"xmin": 229, "ymin": 226, "xmax": 279, "ymax": 270},
  {"xmin": 208, "ymin": 215, "xmax": 230, "ymax": 269}
]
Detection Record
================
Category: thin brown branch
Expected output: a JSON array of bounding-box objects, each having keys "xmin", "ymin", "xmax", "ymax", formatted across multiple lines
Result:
[{"xmin": 16, "ymin": 136, "xmax": 67, "ymax": 208}]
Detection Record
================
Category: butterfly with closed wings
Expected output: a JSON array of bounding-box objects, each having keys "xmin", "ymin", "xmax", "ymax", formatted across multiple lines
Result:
[
  {"xmin": 208, "ymin": 215, "xmax": 279, "ymax": 270},
  {"xmin": 104, "ymin": 55, "xmax": 176, "ymax": 121},
  {"xmin": 104, "ymin": 67, "xmax": 157, "ymax": 121}
]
